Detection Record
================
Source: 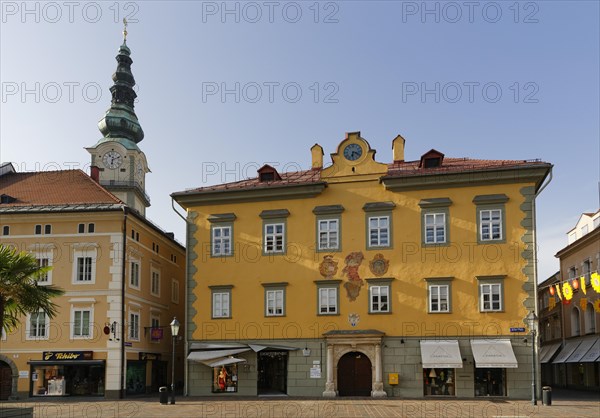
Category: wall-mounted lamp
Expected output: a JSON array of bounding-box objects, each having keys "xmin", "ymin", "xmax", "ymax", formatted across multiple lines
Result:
[
  {"xmin": 400, "ymin": 339, "xmax": 405, "ymax": 344},
  {"xmin": 302, "ymin": 347, "xmax": 311, "ymax": 357}
]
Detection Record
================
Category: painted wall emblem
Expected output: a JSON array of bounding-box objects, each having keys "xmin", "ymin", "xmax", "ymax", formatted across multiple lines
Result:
[
  {"xmin": 319, "ymin": 255, "xmax": 338, "ymax": 279},
  {"xmin": 342, "ymin": 252, "xmax": 364, "ymax": 301},
  {"xmin": 348, "ymin": 313, "xmax": 360, "ymax": 327},
  {"xmin": 369, "ymin": 253, "xmax": 389, "ymax": 277}
]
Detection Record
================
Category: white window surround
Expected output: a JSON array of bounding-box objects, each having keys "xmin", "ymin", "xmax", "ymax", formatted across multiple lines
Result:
[
  {"xmin": 33, "ymin": 250, "xmax": 53, "ymax": 285},
  {"xmin": 212, "ymin": 225, "xmax": 233, "ymax": 257},
  {"xmin": 130, "ymin": 260, "xmax": 141, "ymax": 290},
  {"xmin": 71, "ymin": 305, "xmax": 94, "ymax": 339},
  {"xmin": 424, "ymin": 213, "xmax": 446, "ymax": 244},
  {"xmin": 319, "ymin": 287, "xmax": 338, "ymax": 314},
  {"xmin": 480, "ymin": 209, "xmax": 503, "ymax": 241},
  {"xmin": 265, "ymin": 289, "xmax": 285, "ymax": 316},
  {"xmin": 368, "ymin": 216, "xmax": 390, "ymax": 248},
  {"xmin": 480, "ymin": 283, "xmax": 503, "ymax": 312},
  {"xmin": 318, "ymin": 219, "xmax": 340, "ymax": 251},
  {"xmin": 264, "ymin": 223, "xmax": 285, "ymax": 254},
  {"xmin": 26, "ymin": 311, "xmax": 49, "ymax": 340},
  {"xmin": 429, "ymin": 284, "xmax": 450, "ymax": 313},
  {"xmin": 71, "ymin": 246, "xmax": 97, "ymax": 284},
  {"xmin": 151, "ymin": 267, "xmax": 161, "ymax": 297},
  {"xmin": 212, "ymin": 292, "xmax": 230, "ymax": 318},
  {"xmin": 129, "ymin": 309, "xmax": 140, "ymax": 341},
  {"xmin": 370, "ymin": 285, "xmax": 390, "ymax": 313}
]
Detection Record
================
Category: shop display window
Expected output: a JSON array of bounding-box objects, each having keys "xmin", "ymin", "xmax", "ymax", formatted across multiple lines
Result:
[
  {"xmin": 423, "ymin": 368, "xmax": 455, "ymax": 396},
  {"xmin": 212, "ymin": 364, "xmax": 238, "ymax": 393},
  {"xmin": 31, "ymin": 365, "xmax": 104, "ymax": 396},
  {"xmin": 474, "ymin": 368, "xmax": 506, "ymax": 396}
]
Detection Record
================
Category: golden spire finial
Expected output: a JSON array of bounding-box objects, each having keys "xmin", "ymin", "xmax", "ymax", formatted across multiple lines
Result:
[{"xmin": 123, "ymin": 18, "xmax": 128, "ymax": 42}]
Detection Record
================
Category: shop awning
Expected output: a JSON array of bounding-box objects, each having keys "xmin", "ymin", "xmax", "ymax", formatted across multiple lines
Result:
[
  {"xmin": 189, "ymin": 342, "xmax": 248, "ymax": 350},
  {"xmin": 187, "ymin": 348, "xmax": 251, "ymax": 362},
  {"xmin": 470, "ymin": 339, "xmax": 518, "ymax": 368},
  {"xmin": 566, "ymin": 338, "xmax": 597, "ymax": 363},
  {"xmin": 201, "ymin": 357, "xmax": 247, "ymax": 368},
  {"xmin": 249, "ymin": 344, "xmax": 300, "ymax": 352},
  {"xmin": 580, "ymin": 338, "xmax": 600, "ymax": 362},
  {"xmin": 552, "ymin": 340, "xmax": 582, "ymax": 363},
  {"xmin": 540, "ymin": 343, "xmax": 562, "ymax": 363},
  {"xmin": 420, "ymin": 340, "xmax": 463, "ymax": 368}
]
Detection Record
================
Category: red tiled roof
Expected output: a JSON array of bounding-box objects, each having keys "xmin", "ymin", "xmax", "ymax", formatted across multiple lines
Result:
[
  {"xmin": 186, "ymin": 169, "xmax": 322, "ymax": 193},
  {"xmin": 0, "ymin": 170, "xmax": 122, "ymax": 206}
]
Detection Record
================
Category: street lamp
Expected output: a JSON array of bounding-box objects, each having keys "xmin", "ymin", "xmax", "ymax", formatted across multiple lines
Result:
[
  {"xmin": 170, "ymin": 317, "xmax": 180, "ymax": 405},
  {"xmin": 526, "ymin": 311, "xmax": 538, "ymax": 405}
]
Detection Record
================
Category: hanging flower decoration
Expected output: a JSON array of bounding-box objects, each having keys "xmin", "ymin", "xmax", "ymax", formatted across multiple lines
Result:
[
  {"xmin": 591, "ymin": 272, "xmax": 600, "ymax": 294},
  {"xmin": 594, "ymin": 299, "xmax": 600, "ymax": 313},
  {"xmin": 581, "ymin": 275, "xmax": 587, "ymax": 295},
  {"xmin": 562, "ymin": 282, "xmax": 574, "ymax": 301},
  {"xmin": 580, "ymin": 298, "xmax": 587, "ymax": 311},
  {"xmin": 549, "ymin": 286, "xmax": 555, "ymax": 296}
]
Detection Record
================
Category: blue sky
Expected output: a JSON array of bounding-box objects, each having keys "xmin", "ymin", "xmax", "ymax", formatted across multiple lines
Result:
[{"xmin": 1, "ymin": 1, "xmax": 599, "ymax": 281}]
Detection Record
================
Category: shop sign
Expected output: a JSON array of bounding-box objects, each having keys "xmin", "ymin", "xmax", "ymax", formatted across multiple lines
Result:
[
  {"xmin": 150, "ymin": 328, "xmax": 163, "ymax": 340},
  {"xmin": 19, "ymin": 370, "xmax": 29, "ymax": 379},
  {"xmin": 124, "ymin": 342, "xmax": 133, "ymax": 347},
  {"xmin": 139, "ymin": 352, "xmax": 161, "ymax": 361},
  {"xmin": 509, "ymin": 327, "xmax": 526, "ymax": 333},
  {"xmin": 43, "ymin": 351, "xmax": 93, "ymax": 361}
]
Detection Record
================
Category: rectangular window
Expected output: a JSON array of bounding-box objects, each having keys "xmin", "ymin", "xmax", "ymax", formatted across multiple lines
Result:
[
  {"xmin": 319, "ymin": 288, "xmax": 338, "ymax": 314},
  {"xmin": 266, "ymin": 289, "xmax": 284, "ymax": 316},
  {"xmin": 212, "ymin": 226, "xmax": 232, "ymax": 256},
  {"xmin": 581, "ymin": 225, "xmax": 589, "ymax": 235},
  {"xmin": 264, "ymin": 223, "xmax": 285, "ymax": 253},
  {"xmin": 129, "ymin": 312, "xmax": 140, "ymax": 340},
  {"xmin": 73, "ymin": 309, "xmax": 91, "ymax": 338},
  {"xmin": 76, "ymin": 257, "xmax": 93, "ymax": 282},
  {"xmin": 318, "ymin": 219, "xmax": 339, "ymax": 251},
  {"xmin": 36, "ymin": 258, "xmax": 49, "ymax": 283},
  {"xmin": 35, "ymin": 224, "xmax": 42, "ymax": 235},
  {"xmin": 151, "ymin": 270, "xmax": 160, "ymax": 296},
  {"xmin": 424, "ymin": 213, "xmax": 446, "ymax": 244},
  {"xmin": 44, "ymin": 224, "xmax": 52, "ymax": 234},
  {"xmin": 368, "ymin": 216, "xmax": 390, "ymax": 247},
  {"xmin": 213, "ymin": 292, "xmax": 230, "ymax": 318},
  {"xmin": 130, "ymin": 261, "xmax": 140, "ymax": 288},
  {"xmin": 171, "ymin": 279, "xmax": 180, "ymax": 304},
  {"xmin": 429, "ymin": 284, "xmax": 449, "ymax": 312},
  {"xmin": 370, "ymin": 285, "xmax": 389, "ymax": 313},
  {"xmin": 88, "ymin": 223, "xmax": 95, "ymax": 233},
  {"xmin": 480, "ymin": 209, "xmax": 502, "ymax": 241},
  {"xmin": 2, "ymin": 226, "xmax": 9, "ymax": 236},
  {"xmin": 78, "ymin": 223, "xmax": 85, "ymax": 233},
  {"xmin": 29, "ymin": 311, "xmax": 48, "ymax": 339},
  {"xmin": 151, "ymin": 316, "xmax": 160, "ymax": 342},
  {"xmin": 480, "ymin": 283, "xmax": 502, "ymax": 311}
]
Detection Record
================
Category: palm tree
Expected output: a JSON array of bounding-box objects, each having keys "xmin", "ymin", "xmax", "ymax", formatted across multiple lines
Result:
[{"xmin": 0, "ymin": 245, "xmax": 64, "ymax": 333}]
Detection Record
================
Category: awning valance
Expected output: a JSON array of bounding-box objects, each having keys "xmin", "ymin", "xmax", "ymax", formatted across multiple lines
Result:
[
  {"xmin": 249, "ymin": 344, "xmax": 300, "ymax": 352},
  {"xmin": 566, "ymin": 338, "xmax": 597, "ymax": 363},
  {"xmin": 189, "ymin": 342, "xmax": 248, "ymax": 350},
  {"xmin": 187, "ymin": 348, "xmax": 251, "ymax": 362},
  {"xmin": 470, "ymin": 339, "xmax": 518, "ymax": 368},
  {"xmin": 201, "ymin": 357, "xmax": 247, "ymax": 368},
  {"xmin": 580, "ymin": 338, "xmax": 600, "ymax": 362},
  {"xmin": 540, "ymin": 343, "xmax": 561, "ymax": 363},
  {"xmin": 553, "ymin": 340, "xmax": 581, "ymax": 363},
  {"xmin": 420, "ymin": 340, "xmax": 463, "ymax": 368}
]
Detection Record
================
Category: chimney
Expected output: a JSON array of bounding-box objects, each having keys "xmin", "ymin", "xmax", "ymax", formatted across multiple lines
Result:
[
  {"xmin": 90, "ymin": 165, "xmax": 100, "ymax": 182},
  {"xmin": 311, "ymin": 144, "xmax": 324, "ymax": 169},
  {"xmin": 392, "ymin": 135, "xmax": 406, "ymax": 162}
]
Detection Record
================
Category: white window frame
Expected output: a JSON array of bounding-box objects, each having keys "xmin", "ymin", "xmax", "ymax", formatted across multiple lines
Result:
[
  {"xmin": 34, "ymin": 250, "xmax": 53, "ymax": 285},
  {"xmin": 429, "ymin": 284, "xmax": 450, "ymax": 313},
  {"xmin": 26, "ymin": 310, "xmax": 49, "ymax": 340},
  {"xmin": 480, "ymin": 209, "xmax": 503, "ymax": 241},
  {"xmin": 171, "ymin": 279, "xmax": 180, "ymax": 304},
  {"xmin": 318, "ymin": 219, "xmax": 339, "ymax": 251},
  {"xmin": 130, "ymin": 260, "xmax": 141, "ymax": 289},
  {"xmin": 129, "ymin": 310, "xmax": 140, "ymax": 341},
  {"xmin": 480, "ymin": 283, "xmax": 503, "ymax": 312},
  {"xmin": 318, "ymin": 287, "xmax": 338, "ymax": 314},
  {"xmin": 212, "ymin": 225, "xmax": 233, "ymax": 257},
  {"xmin": 72, "ymin": 246, "xmax": 97, "ymax": 284},
  {"xmin": 71, "ymin": 306, "xmax": 94, "ymax": 339},
  {"xmin": 151, "ymin": 268, "xmax": 161, "ymax": 297},
  {"xmin": 265, "ymin": 289, "xmax": 285, "ymax": 316},
  {"xmin": 368, "ymin": 216, "xmax": 390, "ymax": 248},
  {"xmin": 212, "ymin": 292, "xmax": 230, "ymax": 318},
  {"xmin": 424, "ymin": 213, "xmax": 446, "ymax": 244},
  {"xmin": 370, "ymin": 285, "xmax": 390, "ymax": 313},
  {"xmin": 264, "ymin": 222, "xmax": 285, "ymax": 254}
]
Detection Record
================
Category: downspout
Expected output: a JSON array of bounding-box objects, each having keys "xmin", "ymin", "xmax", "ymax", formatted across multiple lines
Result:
[
  {"xmin": 171, "ymin": 198, "xmax": 188, "ymax": 396},
  {"xmin": 121, "ymin": 206, "xmax": 129, "ymax": 399}
]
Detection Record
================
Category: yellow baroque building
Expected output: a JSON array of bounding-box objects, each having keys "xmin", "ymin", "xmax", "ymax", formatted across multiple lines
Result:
[{"xmin": 173, "ymin": 132, "xmax": 552, "ymax": 398}]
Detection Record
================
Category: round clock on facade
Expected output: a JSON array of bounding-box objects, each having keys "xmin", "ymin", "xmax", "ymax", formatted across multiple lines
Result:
[
  {"xmin": 343, "ymin": 143, "xmax": 363, "ymax": 161},
  {"xmin": 102, "ymin": 150, "xmax": 123, "ymax": 169}
]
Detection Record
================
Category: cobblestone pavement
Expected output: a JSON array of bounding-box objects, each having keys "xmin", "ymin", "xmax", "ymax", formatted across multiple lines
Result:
[{"xmin": 2, "ymin": 396, "xmax": 600, "ymax": 418}]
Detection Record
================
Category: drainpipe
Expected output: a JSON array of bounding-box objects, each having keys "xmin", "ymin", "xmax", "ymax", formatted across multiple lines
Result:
[
  {"xmin": 171, "ymin": 198, "xmax": 188, "ymax": 396},
  {"xmin": 121, "ymin": 206, "xmax": 129, "ymax": 399}
]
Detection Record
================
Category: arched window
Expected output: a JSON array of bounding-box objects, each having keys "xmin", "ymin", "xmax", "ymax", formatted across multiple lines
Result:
[
  {"xmin": 585, "ymin": 303, "xmax": 596, "ymax": 334},
  {"xmin": 571, "ymin": 307, "xmax": 580, "ymax": 336}
]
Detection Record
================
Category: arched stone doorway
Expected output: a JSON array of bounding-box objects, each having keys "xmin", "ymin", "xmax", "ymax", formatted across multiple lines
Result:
[
  {"xmin": 337, "ymin": 351, "xmax": 372, "ymax": 396},
  {"xmin": 0, "ymin": 355, "xmax": 18, "ymax": 400}
]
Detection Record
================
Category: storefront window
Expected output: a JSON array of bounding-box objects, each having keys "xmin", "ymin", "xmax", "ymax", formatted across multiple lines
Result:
[
  {"xmin": 423, "ymin": 368, "xmax": 455, "ymax": 396},
  {"xmin": 212, "ymin": 364, "xmax": 238, "ymax": 393},
  {"xmin": 31, "ymin": 364, "xmax": 104, "ymax": 396},
  {"xmin": 474, "ymin": 368, "xmax": 506, "ymax": 396},
  {"xmin": 126, "ymin": 361, "xmax": 146, "ymax": 394}
]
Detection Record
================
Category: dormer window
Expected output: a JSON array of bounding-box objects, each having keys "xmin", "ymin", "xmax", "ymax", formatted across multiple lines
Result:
[
  {"xmin": 419, "ymin": 149, "xmax": 445, "ymax": 169},
  {"xmin": 258, "ymin": 165, "xmax": 282, "ymax": 182},
  {"xmin": 0, "ymin": 194, "xmax": 16, "ymax": 204}
]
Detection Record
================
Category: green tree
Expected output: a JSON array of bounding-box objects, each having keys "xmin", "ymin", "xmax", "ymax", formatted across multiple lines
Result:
[{"xmin": 0, "ymin": 245, "xmax": 64, "ymax": 333}]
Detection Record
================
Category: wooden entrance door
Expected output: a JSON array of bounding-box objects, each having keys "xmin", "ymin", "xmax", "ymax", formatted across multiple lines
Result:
[
  {"xmin": 337, "ymin": 352, "xmax": 372, "ymax": 396},
  {"xmin": 0, "ymin": 362, "xmax": 12, "ymax": 400}
]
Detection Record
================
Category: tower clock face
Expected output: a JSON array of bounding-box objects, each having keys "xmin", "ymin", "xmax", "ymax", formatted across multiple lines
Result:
[
  {"xmin": 343, "ymin": 143, "xmax": 363, "ymax": 161},
  {"xmin": 102, "ymin": 151, "xmax": 123, "ymax": 169}
]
